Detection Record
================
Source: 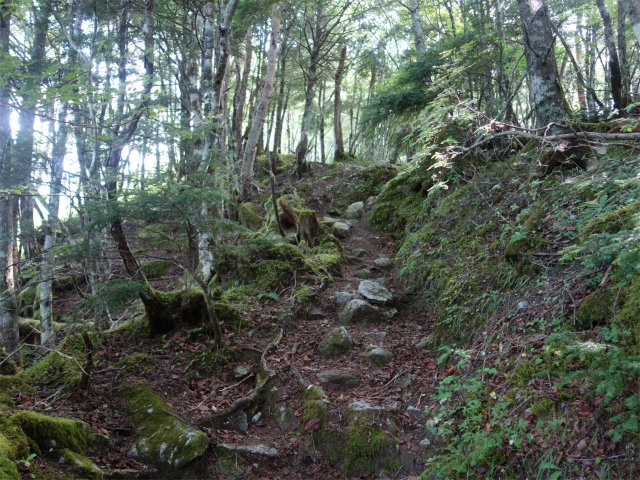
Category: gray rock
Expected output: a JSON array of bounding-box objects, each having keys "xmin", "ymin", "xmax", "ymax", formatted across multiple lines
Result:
[
  {"xmin": 338, "ymin": 299, "xmax": 383, "ymax": 325},
  {"xmin": 381, "ymin": 307, "xmax": 398, "ymax": 319},
  {"xmin": 363, "ymin": 331, "xmax": 387, "ymax": 339},
  {"xmin": 364, "ymin": 345, "xmax": 393, "ymax": 368},
  {"xmin": 397, "ymin": 376, "xmax": 412, "ymax": 388},
  {"xmin": 227, "ymin": 411, "xmax": 248, "ymax": 432},
  {"xmin": 366, "ymin": 196, "xmax": 378, "ymax": 208},
  {"xmin": 87, "ymin": 433, "xmax": 111, "ymax": 457},
  {"xmin": 416, "ymin": 336, "xmax": 434, "ymax": 350},
  {"xmin": 332, "ymin": 222, "xmax": 351, "ymax": 239},
  {"xmin": 355, "ymin": 269, "xmax": 373, "ymax": 279},
  {"xmin": 373, "ymin": 257, "xmax": 393, "ymax": 270},
  {"xmin": 273, "ymin": 403, "xmax": 298, "ymax": 431},
  {"xmin": 218, "ymin": 444, "xmax": 279, "ymax": 458},
  {"xmin": 352, "ymin": 249, "xmax": 368, "ymax": 258},
  {"xmin": 358, "ymin": 280, "xmax": 393, "ymax": 305},
  {"xmin": 308, "ymin": 309, "xmax": 328, "ymax": 319},
  {"xmin": 374, "ymin": 277, "xmax": 392, "ymax": 286},
  {"xmin": 318, "ymin": 327, "xmax": 353, "ymax": 359},
  {"xmin": 517, "ymin": 300, "xmax": 529, "ymax": 310},
  {"xmin": 252, "ymin": 412, "xmax": 262, "ymax": 423},
  {"xmin": 316, "ymin": 371, "xmax": 360, "ymax": 390},
  {"xmin": 335, "ymin": 292, "xmax": 359, "ymax": 307},
  {"xmin": 234, "ymin": 365, "xmax": 251, "ymax": 378},
  {"xmin": 345, "ymin": 201, "xmax": 364, "ymax": 219},
  {"xmin": 321, "ymin": 216, "xmax": 339, "ymax": 226},
  {"xmin": 348, "ymin": 400, "xmax": 385, "ymax": 413}
]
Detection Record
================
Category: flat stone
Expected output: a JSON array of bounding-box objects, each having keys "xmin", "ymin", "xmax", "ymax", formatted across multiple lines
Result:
[
  {"xmin": 381, "ymin": 307, "xmax": 398, "ymax": 319},
  {"xmin": 308, "ymin": 309, "xmax": 328, "ymax": 319},
  {"xmin": 318, "ymin": 327, "xmax": 353, "ymax": 359},
  {"xmin": 332, "ymin": 222, "xmax": 351, "ymax": 239},
  {"xmin": 355, "ymin": 269, "xmax": 373, "ymax": 279},
  {"xmin": 363, "ymin": 331, "xmax": 387, "ymax": 339},
  {"xmin": 364, "ymin": 345, "xmax": 393, "ymax": 368},
  {"xmin": 416, "ymin": 336, "xmax": 434, "ymax": 350},
  {"xmin": 345, "ymin": 201, "xmax": 364, "ymax": 219},
  {"xmin": 373, "ymin": 257, "xmax": 393, "ymax": 270},
  {"xmin": 358, "ymin": 280, "xmax": 393, "ymax": 305},
  {"xmin": 352, "ymin": 249, "xmax": 368, "ymax": 258},
  {"xmin": 234, "ymin": 365, "xmax": 251, "ymax": 378},
  {"xmin": 374, "ymin": 277, "xmax": 392, "ymax": 286},
  {"xmin": 316, "ymin": 371, "xmax": 360, "ymax": 390},
  {"xmin": 338, "ymin": 299, "xmax": 383, "ymax": 325},
  {"xmin": 321, "ymin": 216, "xmax": 339, "ymax": 226},
  {"xmin": 218, "ymin": 444, "xmax": 279, "ymax": 458},
  {"xmin": 335, "ymin": 292, "xmax": 359, "ymax": 307},
  {"xmin": 227, "ymin": 411, "xmax": 248, "ymax": 432},
  {"xmin": 348, "ymin": 400, "xmax": 385, "ymax": 413},
  {"xmin": 397, "ymin": 376, "xmax": 413, "ymax": 388}
]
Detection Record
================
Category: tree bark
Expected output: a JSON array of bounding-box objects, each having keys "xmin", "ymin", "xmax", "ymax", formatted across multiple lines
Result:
[
  {"xmin": 517, "ymin": 0, "xmax": 567, "ymax": 129},
  {"xmin": 596, "ymin": 0, "xmax": 626, "ymax": 112},
  {"xmin": 232, "ymin": 27, "xmax": 252, "ymax": 157},
  {"xmin": 621, "ymin": 0, "xmax": 640, "ymax": 47},
  {"xmin": 408, "ymin": 0, "xmax": 427, "ymax": 55},
  {"xmin": 240, "ymin": 5, "xmax": 281, "ymax": 200},
  {"xmin": 333, "ymin": 45, "xmax": 347, "ymax": 162},
  {"xmin": 0, "ymin": 0, "xmax": 20, "ymax": 363}
]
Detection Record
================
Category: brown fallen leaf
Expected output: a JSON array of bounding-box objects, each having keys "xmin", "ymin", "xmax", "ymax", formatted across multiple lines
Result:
[
  {"xmin": 304, "ymin": 417, "xmax": 321, "ymax": 432},
  {"xmin": 425, "ymin": 358, "xmax": 437, "ymax": 370},
  {"xmin": 440, "ymin": 366, "xmax": 456, "ymax": 379}
]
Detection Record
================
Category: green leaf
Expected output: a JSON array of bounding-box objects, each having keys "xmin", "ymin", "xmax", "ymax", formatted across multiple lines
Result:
[{"xmin": 258, "ymin": 292, "xmax": 279, "ymax": 303}]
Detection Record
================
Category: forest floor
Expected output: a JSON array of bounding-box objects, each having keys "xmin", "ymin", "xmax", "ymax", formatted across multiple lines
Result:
[{"xmin": 20, "ymin": 163, "xmax": 440, "ymax": 480}]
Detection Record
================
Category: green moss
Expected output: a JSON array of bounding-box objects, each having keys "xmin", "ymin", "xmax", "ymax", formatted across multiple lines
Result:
[
  {"xmin": 11, "ymin": 411, "xmax": 90, "ymax": 454},
  {"xmin": 0, "ymin": 349, "xmax": 18, "ymax": 376},
  {"xmin": 343, "ymin": 421, "xmax": 398, "ymax": 476},
  {"xmin": 615, "ymin": 275, "xmax": 640, "ymax": 353},
  {"xmin": 0, "ymin": 376, "xmax": 34, "ymax": 395},
  {"xmin": 117, "ymin": 353, "xmax": 155, "ymax": 375},
  {"xmin": 0, "ymin": 393, "xmax": 14, "ymax": 408},
  {"xmin": 239, "ymin": 202, "xmax": 265, "ymax": 231},
  {"xmin": 575, "ymin": 289, "xmax": 614, "ymax": 330},
  {"xmin": 214, "ymin": 303, "xmax": 244, "ymax": 329},
  {"xmin": 17, "ymin": 286, "xmax": 37, "ymax": 317},
  {"xmin": 0, "ymin": 417, "xmax": 30, "ymax": 460},
  {"xmin": 0, "ymin": 454, "xmax": 18, "ymax": 480},
  {"xmin": 117, "ymin": 381, "xmax": 208, "ymax": 469},
  {"xmin": 56, "ymin": 448, "xmax": 102, "ymax": 480},
  {"xmin": 582, "ymin": 203, "xmax": 640, "ymax": 238},
  {"xmin": 290, "ymin": 285, "xmax": 315, "ymax": 311},
  {"xmin": 140, "ymin": 260, "xmax": 173, "ymax": 280}
]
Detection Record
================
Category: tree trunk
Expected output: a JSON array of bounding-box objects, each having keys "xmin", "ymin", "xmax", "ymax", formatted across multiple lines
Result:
[
  {"xmin": 0, "ymin": 0, "xmax": 20, "ymax": 363},
  {"xmin": 40, "ymin": 102, "xmax": 69, "ymax": 346},
  {"xmin": 409, "ymin": 0, "xmax": 427, "ymax": 55},
  {"xmin": 597, "ymin": 0, "xmax": 626, "ymax": 112},
  {"xmin": 293, "ymin": 47, "xmax": 319, "ymax": 176},
  {"xmin": 232, "ymin": 27, "xmax": 252, "ymax": 157},
  {"xmin": 318, "ymin": 77, "xmax": 326, "ymax": 164},
  {"xmin": 621, "ymin": 0, "xmax": 640, "ymax": 47},
  {"xmin": 517, "ymin": 0, "xmax": 567, "ymax": 129},
  {"xmin": 297, "ymin": 211, "xmax": 319, "ymax": 248},
  {"xmin": 273, "ymin": 43, "xmax": 287, "ymax": 154},
  {"xmin": 240, "ymin": 5, "xmax": 280, "ymax": 200},
  {"xmin": 333, "ymin": 45, "xmax": 347, "ymax": 162}
]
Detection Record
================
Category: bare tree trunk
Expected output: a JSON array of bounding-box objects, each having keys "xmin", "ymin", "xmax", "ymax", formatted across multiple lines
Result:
[
  {"xmin": 293, "ymin": 47, "xmax": 319, "ymax": 176},
  {"xmin": 240, "ymin": 5, "xmax": 280, "ymax": 200},
  {"xmin": 597, "ymin": 0, "xmax": 626, "ymax": 111},
  {"xmin": 232, "ymin": 27, "xmax": 252, "ymax": 157},
  {"xmin": 274, "ymin": 49, "xmax": 287, "ymax": 154},
  {"xmin": 0, "ymin": 0, "xmax": 20, "ymax": 363},
  {"xmin": 318, "ymin": 78, "xmax": 326, "ymax": 164},
  {"xmin": 618, "ymin": 0, "xmax": 631, "ymax": 108},
  {"xmin": 621, "ymin": 0, "xmax": 640, "ymax": 47},
  {"xmin": 333, "ymin": 45, "xmax": 347, "ymax": 162},
  {"xmin": 40, "ymin": 102, "xmax": 69, "ymax": 346},
  {"xmin": 408, "ymin": 0, "xmax": 426, "ymax": 55},
  {"xmin": 517, "ymin": 0, "xmax": 567, "ymax": 129}
]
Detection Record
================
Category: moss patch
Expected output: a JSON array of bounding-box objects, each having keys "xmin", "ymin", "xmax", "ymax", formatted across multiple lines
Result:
[
  {"xmin": 118, "ymin": 353, "xmax": 155, "ymax": 375},
  {"xmin": 0, "ymin": 417, "xmax": 30, "ymax": 460},
  {"xmin": 56, "ymin": 448, "xmax": 102, "ymax": 479},
  {"xmin": 582, "ymin": 203, "xmax": 640, "ymax": 238},
  {"xmin": 239, "ymin": 203, "xmax": 266, "ymax": 231},
  {"xmin": 575, "ymin": 289, "xmax": 614, "ymax": 330},
  {"xmin": 0, "ymin": 454, "xmax": 18, "ymax": 480},
  {"xmin": 140, "ymin": 260, "xmax": 174, "ymax": 280}
]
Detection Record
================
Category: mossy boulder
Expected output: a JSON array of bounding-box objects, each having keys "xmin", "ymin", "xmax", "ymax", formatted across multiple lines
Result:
[
  {"xmin": 0, "ymin": 376, "xmax": 34, "ymax": 395},
  {"xmin": 582, "ymin": 203, "xmax": 640, "ymax": 238},
  {"xmin": 0, "ymin": 349, "xmax": 18, "ymax": 376},
  {"xmin": 17, "ymin": 286, "xmax": 38, "ymax": 318},
  {"xmin": 364, "ymin": 346, "xmax": 393, "ymax": 369},
  {"xmin": 338, "ymin": 300, "xmax": 383, "ymax": 325},
  {"xmin": 117, "ymin": 381, "xmax": 208, "ymax": 469},
  {"xmin": 318, "ymin": 327, "xmax": 353, "ymax": 359},
  {"xmin": 11, "ymin": 411, "xmax": 90, "ymax": 454},
  {"xmin": 214, "ymin": 303, "xmax": 243, "ymax": 329},
  {"xmin": 239, "ymin": 202, "xmax": 266, "ymax": 231},
  {"xmin": 0, "ymin": 454, "xmax": 18, "ymax": 480},
  {"xmin": 0, "ymin": 417, "xmax": 30, "ymax": 460},
  {"xmin": 18, "ymin": 318, "xmax": 64, "ymax": 344},
  {"xmin": 575, "ymin": 289, "xmax": 614, "ymax": 330},
  {"xmin": 57, "ymin": 448, "xmax": 102, "ymax": 479}
]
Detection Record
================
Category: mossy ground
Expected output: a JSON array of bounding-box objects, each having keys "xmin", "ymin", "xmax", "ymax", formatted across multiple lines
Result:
[{"xmin": 11, "ymin": 411, "xmax": 90, "ymax": 455}]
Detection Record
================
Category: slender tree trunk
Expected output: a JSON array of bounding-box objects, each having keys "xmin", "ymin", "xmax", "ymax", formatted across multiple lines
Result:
[
  {"xmin": 232, "ymin": 27, "xmax": 252, "ymax": 157},
  {"xmin": 293, "ymin": 47, "xmax": 318, "ymax": 176},
  {"xmin": 0, "ymin": 0, "xmax": 20, "ymax": 363},
  {"xmin": 318, "ymin": 78, "xmax": 326, "ymax": 164},
  {"xmin": 597, "ymin": 0, "xmax": 626, "ymax": 111},
  {"xmin": 40, "ymin": 102, "xmax": 69, "ymax": 346},
  {"xmin": 517, "ymin": 0, "xmax": 567, "ymax": 129},
  {"xmin": 618, "ymin": 0, "xmax": 631, "ymax": 108},
  {"xmin": 621, "ymin": 0, "xmax": 640, "ymax": 47},
  {"xmin": 240, "ymin": 5, "xmax": 281, "ymax": 200},
  {"xmin": 408, "ymin": 0, "xmax": 427, "ymax": 55},
  {"xmin": 333, "ymin": 45, "xmax": 347, "ymax": 162}
]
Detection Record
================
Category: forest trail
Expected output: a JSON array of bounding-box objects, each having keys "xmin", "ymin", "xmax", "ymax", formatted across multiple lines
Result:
[{"xmin": 208, "ymin": 175, "xmax": 441, "ymax": 479}]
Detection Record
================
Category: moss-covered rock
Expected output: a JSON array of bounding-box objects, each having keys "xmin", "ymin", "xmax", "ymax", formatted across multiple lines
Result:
[
  {"xmin": 0, "ymin": 454, "xmax": 18, "ymax": 480},
  {"xmin": 57, "ymin": 448, "xmax": 102, "ymax": 479},
  {"xmin": 11, "ymin": 411, "xmax": 90, "ymax": 454},
  {"xmin": 575, "ymin": 289, "xmax": 614, "ymax": 330},
  {"xmin": 318, "ymin": 327, "xmax": 353, "ymax": 359},
  {"xmin": 582, "ymin": 203, "xmax": 640, "ymax": 238},
  {"xmin": 239, "ymin": 202, "xmax": 266, "ymax": 231},
  {"xmin": 18, "ymin": 318, "xmax": 64, "ymax": 344},
  {"xmin": 0, "ymin": 417, "xmax": 31, "ymax": 460},
  {"xmin": 118, "ymin": 353, "xmax": 155, "ymax": 375},
  {"xmin": 17, "ymin": 286, "xmax": 37, "ymax": 318},
  {"xmin": 0, "ymin": 376, "xmax": 35, "ymax": 395},
  {"xmin": 117, "ymin": 381, "xmax": 208, "ymax": 469},
  {"xmin": 214, "ymin": 303, "xmax": 243, "ymax": 329},
  {"xmin": 0, "ymin": 349, "xmax": 18, "ymax": 376}
]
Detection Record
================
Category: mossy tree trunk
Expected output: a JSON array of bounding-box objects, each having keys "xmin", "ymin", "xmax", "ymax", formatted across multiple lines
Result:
[{"xmin": 298, "ymin": 211, "xmax": 319, "ymax": 248}]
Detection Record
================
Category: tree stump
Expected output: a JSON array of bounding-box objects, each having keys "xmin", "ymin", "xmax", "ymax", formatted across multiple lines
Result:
[
  {"xmin": 279, "ymin": 199, "xmax": 298, "ymax": 228},
  {"xmin": 297, "ymin": 210, "xmax": 319, "ymax": 248}
]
